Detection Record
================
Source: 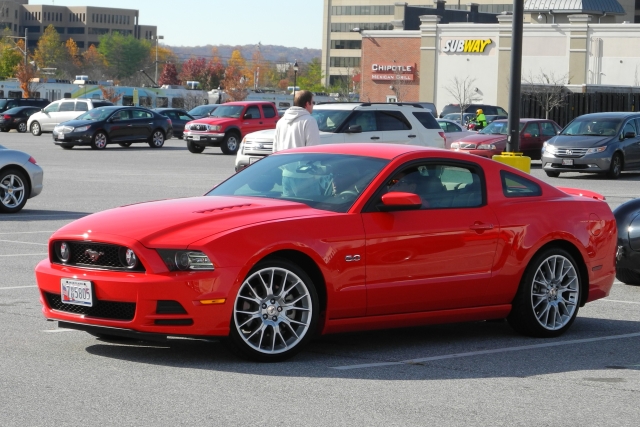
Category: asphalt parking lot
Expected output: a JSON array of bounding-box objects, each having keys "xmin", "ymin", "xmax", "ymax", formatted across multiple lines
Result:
[{"xmin": 2, "ymin": 132, "xmax": 640, "ymax": 426}]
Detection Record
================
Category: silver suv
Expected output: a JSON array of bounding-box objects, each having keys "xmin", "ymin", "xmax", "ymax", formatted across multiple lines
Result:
[
  {"xmin": 28, "ymin": 98, "xmax": 113, "ymax": 136},
  {"xmin": 235, "ymin": 102, "xmax": 445, "ymax": 172}
]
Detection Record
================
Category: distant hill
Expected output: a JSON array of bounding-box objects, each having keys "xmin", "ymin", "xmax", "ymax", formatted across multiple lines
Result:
[{"xmin": 168, "ymin": 44, "xmax": 321, "ymax": 65}]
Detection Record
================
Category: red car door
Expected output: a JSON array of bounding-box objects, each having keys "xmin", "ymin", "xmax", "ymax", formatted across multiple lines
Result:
[
  {"xmin": 260, "ymin": 103, "xmax": 280, "ymax": 130},
  {"xmin": 520, "ymin": 122, "xmax": 541, "ymax": 156},
  {"xmin": 241, "ymin": 105, "xmax": 264, "ymax": 137},
  {"xmin": 361, "ymin": 161, "xmax": 500, "ymax": 316}
]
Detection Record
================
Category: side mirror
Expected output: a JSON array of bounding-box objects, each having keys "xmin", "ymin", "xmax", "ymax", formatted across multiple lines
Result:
[
  {"xmin": 346, "ymin": 125, "xmax": 362, "ymax": 133},
  {"xmin": 110, "ymin": 116, "xmax": 120, "ymax": 122},
  {"xmin": 243, "ymin": 113, "xmax": 252, "ymax": 119},
  {"xmin": 624, "ymin": 131, "xmax": 636, "ymax": 139},
  {"xmin": 377, "ymin": 192, "xmax": 422, "ymax": 212}
]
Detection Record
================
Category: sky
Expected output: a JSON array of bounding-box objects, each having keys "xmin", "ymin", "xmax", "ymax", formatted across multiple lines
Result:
[{"xmin": 31, "ymin": 0, "xmax": 324, "ymax": 49}]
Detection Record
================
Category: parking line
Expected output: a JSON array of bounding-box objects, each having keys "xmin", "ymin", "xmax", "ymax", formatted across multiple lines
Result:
[
  {"xmin": 42, "ymin": 329, "xmax": 79, "ymax": 333},
  {"xmin": 0, "ymin": 286, "xmax": 37, "ymax": 290},
  {"xmin": 0, "ymin": 239, "xmax": 47, "ymax": 246},
  {"xmin": 601, "ymin": 299, "xmax": 640, "ymax": 305},
  {"xmin": 0, "ymin": 253, "xmax": 48, "ymax": 257},
  {"xmin": 331, "ymin": 331, "xmax": 640, "ymax": 370}
]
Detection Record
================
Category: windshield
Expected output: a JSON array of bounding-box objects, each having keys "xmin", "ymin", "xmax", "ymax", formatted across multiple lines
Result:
[
  {"xmin": 207, "ymin": 153, "xmax": 388, "ymax": 213},
  {"xmin": 480, "ymin": 121, "xmax": 525, "ymax": 135},
  {"xmin": 211, "ymin": 105, "xmax": 243, "ymax": 118},
  {"xmin": 190, "ymin": 105, "xmax": 215, "ymax": 116},
  {"xmin": 0, "ymin": 100, "xmax": 7, "ymax": 109},
  {"xmin": 561, "ymin": 118, "xmax": 621, "ymax": 136},
  {"xmin": 311, "ymin": 109, "xmax": 352, "ymax": 133},
  {"xmin": 76, "ymin": 108, "xmax": 113, "ymax": 121}
]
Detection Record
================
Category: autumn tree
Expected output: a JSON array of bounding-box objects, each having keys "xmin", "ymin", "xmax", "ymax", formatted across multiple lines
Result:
[
  {"xmin": 248, "ymin": 48, "xmax": 265, "ymax": 89},
  {"xmin": 222, "ymin": 50, "xmax": 251, "ymax": 101},
  {"xmin": 99, "ymin": 85, "xmax": 123, "ymax": 104},
  {"xmin": 81, "ymin": 44, "xmax": 108, "ymax": 80},
  {"xmin": 32, "ymin": 25, "xmax": 66, "ymax": 71},
  {"xmin": 179, "ymin": 57, "xmax": 208, "ymax": 86},
  {"xmin": 56, "ymin": 38, "xmax": 83, "ymax": 80},
  {"xmin": 0, "ymin": 31, "xmax": 23, "ymax": 79},
  {"xmin": 14, "ymin": 62, "xmax": 41, "ymax": 98},
  {"xmin": 158, "ymin": 62, "xmax": 180, "ymax": 86}
]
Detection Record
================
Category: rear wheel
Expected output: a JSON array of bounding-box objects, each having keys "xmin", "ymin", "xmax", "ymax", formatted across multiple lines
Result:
[
  {"xmin": 187, "ymin": 140, "xmax": 205, "ymax": 153},
  {"xmin": 545, "ymin": 171, "xmax": 560, "ymax": 178},
  {"xmin": 220, "ymin": 132, "xmax": 240, "ymax": 155},
  {"xmin": 148, "ymin": 130, "xmax": 165, "ymax": 148},
  {"xmin": 91, "ymin": 131, "xmax": 108, "ymax": 150},
  {"xmin": 616, "ymin": 268, "xmax": 640, "ymax": 285},
  {"xmin": 17, "ymin": 122, "xmax": 27, "ymax": 133},
  {"xmin": 0, "ymin": 168, "xmax": 30, "ymax": 213},
  {"xmin": 607, "ymin": 153, "xmax": 623, "ymax": 179},
  {"xmin": 30, "ymin": 121, "xmax": 42, "ymax": 136}
]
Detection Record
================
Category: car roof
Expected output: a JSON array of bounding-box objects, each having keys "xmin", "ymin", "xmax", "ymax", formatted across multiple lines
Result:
[
  {"xmin": 221, "ymin": 101, "xmax": 275, "ymax": 106},
  {"xmin": 574, "ymin": 112, "xmax": 638, "ymax": 120},
  {"xmin": 274, "ymin": 142, "xmax": 444, "ymax": 160},
  {"xmin": 492, "ymin": 118, "xmax": 548, "ymax": 123}
]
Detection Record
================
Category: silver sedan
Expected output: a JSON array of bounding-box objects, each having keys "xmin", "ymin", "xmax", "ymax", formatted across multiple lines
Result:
[
  {"xmin": 0, "ymin": 144, "xmax": 44, "ymax": 213},
  {"xmin": 437, "ymin": 119, "xmax": 476, "ymax": 148}
]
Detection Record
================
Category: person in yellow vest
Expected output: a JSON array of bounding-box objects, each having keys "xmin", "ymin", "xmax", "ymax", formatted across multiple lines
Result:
[{"xmin": 473, "ymin": 108, "xmax": 488, "ymax": 131}]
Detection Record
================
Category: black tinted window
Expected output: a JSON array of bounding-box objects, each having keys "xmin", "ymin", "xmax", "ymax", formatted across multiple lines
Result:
[
  {"xmin": 501, "ymin": 171, "xmax": 542, "ymax": 198},
  {"xmin": 412, "ymin": 112, "xmax": 440, "ymax": 129},
  {"xmin": 59, "ymin": 102, "xmax": 75, "ymax": 112},
  {"xmin": 540, "ymin": 121, "xmax": 557, "ymax": 136},
  {"xmin": 245, "ymin": 106, "xmax": 261, "ymax": 119},
  {"xmin": 377, "ymin": 111, "xmax": 410, "ymax": 131},
  {"xmin": 262, "ymin": 104, "xmax": 276, "ymax": 118},
  {"xmin": 75, "ymin": 101, "xmax": 88, "ymax": 111},
  {"xmin": 93, "ymin": 102, "xmax": 113, "ymax": 108}
]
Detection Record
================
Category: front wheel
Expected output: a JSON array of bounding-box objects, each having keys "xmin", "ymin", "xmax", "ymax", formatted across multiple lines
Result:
[
  {"xmin": 148, "ymin": 130, "xmax": 165, "ymax": 148},
  {"xmin": 187, "ymin": 140, "xmax": 205, "ymax": 153},
  {"xmin": 607, "ymin": 153, "xmax": 623, "ymax": 179},
  {"xmin": 17, "ymin": 122, "xmax": 27, "ymax": 133},
  {"xmin": 616, "ymin": 268, "xmax": 640, "ymax": 286},
  {"xmin": 227, "ymin": 258, "xmax": 319, "ymax": 362},
  {"xmin": 507, "ymin": 248, "xmax": 581, "ymax": 338},
  {"xmin": 0, "ymin": 168, "xmax": 30, "ymax": 213},
  {"xmin": 30, "ymin": 122, "xmax": 42, "ymax": 136},
  {"xmin": 220, "ymin": 132, "xmax": 240, "ymax": 155},
  {"xmin": 545, "ymin": 171, "xmax": 560, "ymax": 178},
  {"xmin": 91, "ymin": 131, "xmax": 108, "ymax": 150}
]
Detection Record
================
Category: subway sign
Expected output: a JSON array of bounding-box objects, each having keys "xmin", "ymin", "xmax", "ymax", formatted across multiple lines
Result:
[{"xmin": 443, "ymin": 39, "xmax": 492, "ymax": 53}]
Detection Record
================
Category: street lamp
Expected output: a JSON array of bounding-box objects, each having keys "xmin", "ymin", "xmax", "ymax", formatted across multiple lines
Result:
[
  {"xmin": 154, "ymin": 35, "xmax": 164, "ymax": 85},
  {"xmin": 6, "ymin": 29, "xmax": 28, "ymax": 67},
  {"xmin": 292, "ymin": 60, "xmax": 299, "ymax": 101}
]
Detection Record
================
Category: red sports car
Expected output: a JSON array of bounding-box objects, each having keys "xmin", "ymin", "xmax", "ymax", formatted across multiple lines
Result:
[
  {"xmin": 35, "ymin": 143, "xmax": 616, "ymax": 362},
  {"xmin": 451, "ymin": 119, "xmax": 562, "ymax": 159}
]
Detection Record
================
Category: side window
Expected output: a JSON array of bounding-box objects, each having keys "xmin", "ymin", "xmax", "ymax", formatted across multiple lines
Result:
[
  {"xmin": 377, "ymin": 111, "xmax": 411, "ymax": 131},
  {"xmin": 501, "ymin": 170, "xmax": 542, "ymax": 197},
  {"xmin": 634, "ymin": 119, "xmax": 640, "ymax": 133},
  {"xmin": 113, "ymin": 110, "xmax": 130, "ymax": 120},
  {"xmin": 179, "ymin": 113, "xmax": 191, "ymax": 120},
  {"xmin": 262, "ymin": 104, "xmax": 276, "ymax": 118},
  {"xmin": 59, "ymin": 101, "xmax": 75, "ymax": 112},
  {"xmin": 483, "ymin": 106, "xmax": 498, "ymax": 115},
  {"xmin": 623, "ymin": 121, "xmax": 636, "ymax": 137},
  {"xmin": 524, "ymin": 122, "xmax": 540, "ymax": 137},
  {"xmin": 343, "ymin": 111, "xmax": 377, "ymax": 132},
  {"xmin": 132, "ymin": 110, "xmax": 152, "ymax": 119},
  {"xmin": 497, "ymin": 107, "xmax": 508, "ymax": 116},
  {"xmin": 412, "ymin": 111, "xmax": 440, "ymax": 129},
  {"xmin": 164, "ymin": 111, "xmax": 178, "ymax": 120},
  {"xmin": 75, "ymin": 101, "xmax": 88, "ymax": 111},
  {"xmin": 540, "ymin": 121, "xmax": 557, "ymax": 136},
  {"xmin": 44, "ymin": 103, "xmax": 60, "ymax": 113},
  {"xmin": 438, "ymin": 121, "xmax": 447, "ymax": 132},
  {"xmin": 245, "ymin": 106, "xmax": 261, "ymax": 119},
  {"xmin": 448, "ymin": 122, "xmax": 461, "ymax": 132}
]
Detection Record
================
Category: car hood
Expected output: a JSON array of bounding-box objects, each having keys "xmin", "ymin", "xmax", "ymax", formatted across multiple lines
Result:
[
  {"xmin": 53, "ymin": 196, "xmax": 327, "ymax": 248},
  {"xmin": 547, "ymin": 135, "xmax": 612, "ymax": 147},
  {"xmin": 58, "ymin": 119, "xmax": 95, "ymax": 127},
  {"xmin": 191, "ymin": 117, "xmax": 238, "ymax": 126},
  {"xmin": 457, "ymin": 134, "xmax": 506, "ymax": 145}
]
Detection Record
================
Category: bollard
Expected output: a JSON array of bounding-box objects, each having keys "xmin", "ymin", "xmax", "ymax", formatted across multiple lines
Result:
[{"xmin": 492, "ymin": 152, "xmax": 531, "ymax": 173}]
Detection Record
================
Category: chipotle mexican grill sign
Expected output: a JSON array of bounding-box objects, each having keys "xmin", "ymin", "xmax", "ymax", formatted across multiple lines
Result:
[{"xmin": 371, "ymin": 64, "xmax": 415, "ymax": 81}]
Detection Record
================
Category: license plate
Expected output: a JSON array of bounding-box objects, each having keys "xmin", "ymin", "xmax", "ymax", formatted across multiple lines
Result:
[
  {"xmin": 58, "ymin": 133, "xmax": 64, "ymax": 140},
  {"xmin": 192, "ymin": 135, "xmax": 200, "ymax": 141},
  {"xmin": 249, "ymin": 157, "xmax": 262, "ymax": 164},
  {"xmin": 562, "ymin": 159, "xmax": 574, "ymax": 166},
  {"xmin": 61, "ymin": 279, "xmax": 93, "ymax": 307}
]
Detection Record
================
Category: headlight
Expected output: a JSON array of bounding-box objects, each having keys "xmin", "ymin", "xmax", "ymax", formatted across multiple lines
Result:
[
  {"xmin": 73, "ymin": 125, "xmax": 90, "ymax": 132},
  {"xmin": 450, "ymin": 142, "xmax": 459, "ymax": 149},
  {"xmin": 477, "ymin": 144, "xmax": 496, "ymax": 150},
  {"xmin": 55, "ymin": 241, "xmax": 71, "ymax": 263},
  {"xmin": 543, "ymin": 142, "xmax": 557, "ymax": 154},
  {"xmin": 207, "ymin": 124, "xmax": 222, "ymax": 131},
  {"xmin": 586, "ymin": 146, "xmax": 607, "ymax": 154},
  {"xmin": 157, "ymin": 249, "xmax": 214, "ymax": 271}
]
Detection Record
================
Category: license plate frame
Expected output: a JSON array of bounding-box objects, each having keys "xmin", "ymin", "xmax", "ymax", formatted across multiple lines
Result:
[
  {"xmin": 61, "ymin": 278, "xmax": 93, "ymax": 307},
  {"xmin": 249, "ymin": 157, "xmax": 262, "ymax": 164},
  {"xmin": 58, "ymin": 133, "xmax": 65, "ymax": 140},
  {"xmin": 192, "ymin": 135, "xmax": 200, "ymax": 141},
  {"xmin": 562, "ymin": 159, "xmax": 574, "ymax": 166}
]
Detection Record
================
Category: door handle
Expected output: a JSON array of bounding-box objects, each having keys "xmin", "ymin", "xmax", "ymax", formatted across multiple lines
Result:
[
  {"xmin": 371, "ymin": 136, "xmax": 380, "ymax": 140},
  {"xmin": 149, "ymin": 122, "xmax": 153, "ymax": 125},
  {"xmin": 470, "ymin": 222, "xmax": 493, "ymax": 231},
  {"xmin": 259, "ymin": 122, "xmax": 263, "ymax": 124},
  {"xmin": 408, "ymin": 134, "xmax": 417, "ymax": 138},
  {"xmin": 127, "ymin": 124, "xmax": 133, "ymax": 127}
]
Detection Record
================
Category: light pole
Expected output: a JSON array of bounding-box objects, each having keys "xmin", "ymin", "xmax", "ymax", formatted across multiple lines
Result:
[
  {"xmin": 292, "ymin": 60, "xmax": 299, "ymax": 102},
  {"xmin": 154, "ymin": 35, "xmax": 164, "ymax": 85},
  {"xmin": 6, "ymin": 29, "xmax": 28, "ymax": 67}
]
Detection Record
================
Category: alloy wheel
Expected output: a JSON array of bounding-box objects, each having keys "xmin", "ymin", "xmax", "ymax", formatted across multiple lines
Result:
[
  {"xmin": 530, "ymin": 254, "xmax": 579, "ymax": 331},
  {"xmin": 0, "ymin": 173, "xmax": 26, "ymax": 210}
]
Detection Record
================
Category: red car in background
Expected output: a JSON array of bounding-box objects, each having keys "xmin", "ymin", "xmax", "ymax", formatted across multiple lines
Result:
[
  {"xmin": 451, "ymin": 119, "xmax": 562, "ymax": 159},
  {"xmin": 35, "ymin": 143, "xmax": 615, "ymax": 362},
  {"xmin": 183, "ymin": 101, "xmax": 279, "ymax": 155}
]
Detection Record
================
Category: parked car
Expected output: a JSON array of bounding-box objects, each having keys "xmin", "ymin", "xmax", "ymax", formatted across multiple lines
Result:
[
  {"xmin": 614, "ymin": 198, "xmax": 640, "ymax": 285},
  {"xmin": 184, "ymin": 101, "xmax": 279, "ymax": 155},
  {"xmin": 466, "ymin": 114, "xmax": 508, "ymax": 131},
  {"xmin": 188, "ymin": 104, "xmax": 219, "ymax": 119},
  {"xmin": 541, "ymin": 112, "xmax": 640, "ymax": 179},
  {"xmin": 28, "ymin": 98, "xmax": 114, "ymax": 136},
  {"xmin": 235, "ymin": 102, "xmax": 446, "ymax": 171},
  {"xmin": 451, "ymin": 119, "xmax": 562, "ymax": 159},
  {"xmin": 0, "ymin": 106, "xmax": 41, "ymax": 133},
  {"xmin": 0, "ymin": 98, "xmax": 49, "ymax": 114},
  {"xmin": 443, "ymin": 112, "xmax": 475, "ymax": 125},
  {"xmin": 153, "ymin": 108, "xmax": 194, "ymax": 138},
  {"xmin": 417, "ymin": 102, "xmax": 438, "ymax": 117},
  {"xmin": 437, "ymin": 119, "xmax": 476, "ymax": 148},
  {"xmin": 35, "ymin": 143, "xmax": 616, "ymax": 362},
  {"xmin": 51, "ymin": 106, "xmax": 173, "ymax": 150},
  {"xmin": 439, "ymin": 103, "xmax": 508, "ymax": 118},
  {"xmin": 0, "ymin": 144, "xmax": 43, "ymax": 213}
]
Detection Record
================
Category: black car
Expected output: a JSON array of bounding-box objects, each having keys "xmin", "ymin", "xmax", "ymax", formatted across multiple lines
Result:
[
  {"xmin": 0, "ymin": 106, "xmax": 41, "ymax": 133},
  {"xmin": 51, "ymin": 106, "xmax": 173, "ymax": 150},
  {"xmin": 0, "ymin": 98, "xmax": 49, "ymax": 114},
  {"xmin": 440, "ymin": 103, "xmax": 508, "ymax": 118},
  {"xmin": 188, "ymin": 104, "xmax": 219, "ymax": 119},
  {"xmin": 613, "ymin": 198, "xmax": 640, "ymax": 285},
  {"xmin": 153, "ymin": 108, "xmax": 194, "ymax": 138}
]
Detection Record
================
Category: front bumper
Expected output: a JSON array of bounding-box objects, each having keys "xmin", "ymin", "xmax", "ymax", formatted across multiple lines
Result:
[
  {"xmin": 541, "ymin": 152, "xmax": 611, "ymax": 173},
  {"xmin": 184, "ymin": 131, "xmax": 225, "ymax": 147},
  {"xmin": 235, "ymin": 144, "xmax": 271, "ymax": 172},
  {"xmin": 52, "ymin": 130, "xmax": 93, "ymax": 146}
]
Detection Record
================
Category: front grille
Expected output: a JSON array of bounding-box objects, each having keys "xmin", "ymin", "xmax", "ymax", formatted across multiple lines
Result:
[
  {"xmin": 44, "ymin": 292, "xmax": 135, "ymax": 321},
  {"xmin": 156, "ymin": 300, "xmax": 187, "ymax": 314},
  {"xmin": 554, "ymin": 147, "xmax": 589, "ymax": 158},
  {"xmin": 189, "ymin": 124, "xmax": 208, "ymax": 131},
  {"xmin": 52, "ymin": 241, "xmax": 145, "ymax": 272}
]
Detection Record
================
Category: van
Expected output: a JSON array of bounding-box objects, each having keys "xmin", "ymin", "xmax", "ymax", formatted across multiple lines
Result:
[
  {"xmin": 0, "ymin": 98, "xmax": 50, "ymax": 114},
  {"xmin": 439, "ymin": 103, "xmax": 508, "ymax": 118}
]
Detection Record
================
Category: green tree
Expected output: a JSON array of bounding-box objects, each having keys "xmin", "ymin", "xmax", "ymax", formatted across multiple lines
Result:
[
  {"xmin": 98, "ymin": 32, "xmax": 151, "ymax": 79},
  {"xmin": 297, "ymin": 58, "xmax": 324, "ymax": 93},
  {"xmin": 0, "ymin": 35, "xmax": 23, "ymax": 79},
  {"xmin": 32, "ymin": 25, "xmax": 66, "ymax": 70}
]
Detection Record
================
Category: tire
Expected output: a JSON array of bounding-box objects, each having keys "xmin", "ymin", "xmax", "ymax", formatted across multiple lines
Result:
[
  {"xmin": 118, "ymin": 142, "xmax": 132, "ymax": 147},
  {"xmin": 60, "ymin": 144, "xmax": 74, "ymax": 150},
  {"xmin": 220, "ymin": 132, "xmax": 240, "ymax": 155},
  {"xmin": 616, "ymin": 268, "xmax": 640, "ymax": 286},
  {"xmin": 0, "ymin": 168, "xmax": 30, "ymax": 213},
  {"xmin": 91, "ymin": 131, "xmax": 108, "ymax": 150},
  {"xmin": 607, "ymin": 153, "xmax": 623, "ymax": 179},
  {"xmin": 187, "ymin": 140, "xmax": 205, "ymax": 153},
  {"xmin": 507, "ymin": 247, "xmax": 581, "ymax": 338},
  {"xmin": 148, "ymin": 130, "xmax": 165, "ymax": 148},
  {"xmin": 545, "ymin": 171, "xmax": 560, "ymax": 178},
  {"xmin": 30, "ymin": 121, "xmax": 42, "ymax": 136},
  {"xmin": 227, "ymin": 258, "xmax": 319, "ymax": 362},
  {"xmin": 17, "ymin": 122, "xmax": 27, "ymax": 133}
]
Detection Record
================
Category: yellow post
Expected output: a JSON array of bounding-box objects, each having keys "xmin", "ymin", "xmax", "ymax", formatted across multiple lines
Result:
[{"xmin": 492, "ymin": 152, "xmax": 531, "ymax": 173}]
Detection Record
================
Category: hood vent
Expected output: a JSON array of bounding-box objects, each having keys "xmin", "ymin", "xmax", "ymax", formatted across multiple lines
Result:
[{"xmin": 194, "ymin": 204, "xmax": 253, "ymax": 214}]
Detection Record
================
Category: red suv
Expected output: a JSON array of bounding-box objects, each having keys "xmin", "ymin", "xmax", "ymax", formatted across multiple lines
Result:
[{"xmin": 183, "ymin": 101, "xmax": 279, "ymax": 155}]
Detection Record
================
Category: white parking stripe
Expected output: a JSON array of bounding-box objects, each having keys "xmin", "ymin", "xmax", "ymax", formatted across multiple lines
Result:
[
  {"xmin": 42, "ymin": 329, "xmax": 80, "ymax": 333},
  {"xmin": 0, "ymin": 286, "xmax": 37, "ymax": 290},
  {"xmin": 332, "ymin": 331, "xmax": 640, "ymax": 370},
  {"xmin": 0, "ymin": 253, "xmax": 47, "ymax": 257},
  {"xmin": 0, "ymin": 239, "xmax": 47, "ymax": 246},
  {"xmin": 601, "ymin": 299, "xmax": 640, "ymax": 305}
]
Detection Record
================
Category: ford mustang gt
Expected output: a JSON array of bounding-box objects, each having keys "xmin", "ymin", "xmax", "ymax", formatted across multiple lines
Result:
[{"xmin": 35, "ymin": 144, "xmax": 617, "ymax": 361}]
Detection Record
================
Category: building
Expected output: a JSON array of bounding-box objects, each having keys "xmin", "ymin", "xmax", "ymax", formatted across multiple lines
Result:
[
  {"xmin": 322, "ymin": 0, "xmax": 639, "ymax": 89},
  {"xmin": 0, "ymin": 0, "xmax": 157, "ymax": 50}
]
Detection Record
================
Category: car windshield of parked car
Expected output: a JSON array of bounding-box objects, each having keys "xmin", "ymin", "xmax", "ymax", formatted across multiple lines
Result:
[
  {"xmin": 207, "ymin": 153, "xmax": 388, "ymax": 213},
  {"xmin": 211, "ymin": 105, "xmax": 243, "ymax": 118},
  {"xmin": 189, "ymin": 105, "xmax": 215, "ymax": 116},
  {"xmin": 561, "ymin": 118, "xmax": 621, "ymax": 136},
  {"xmin": 311, "ymin": 110, "xmax": 352, "ymax": 132},
  {"xmin": 75, "ymin": 108, "xmax": 113, "ymax": 121},
  {"xmin": 479, "ymin": 121, "xmax": 525, "ymax": 135}
]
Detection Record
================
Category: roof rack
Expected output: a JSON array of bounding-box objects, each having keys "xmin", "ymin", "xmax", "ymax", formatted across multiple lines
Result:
[{"xmin": 316, "ymin": 101, "xmax": 425, "ymax": 108}]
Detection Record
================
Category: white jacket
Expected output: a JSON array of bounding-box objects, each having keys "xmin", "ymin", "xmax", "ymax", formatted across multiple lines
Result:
[{"xmin": 273, "ymin": 107, "xmax": 320, "ymax": 153}]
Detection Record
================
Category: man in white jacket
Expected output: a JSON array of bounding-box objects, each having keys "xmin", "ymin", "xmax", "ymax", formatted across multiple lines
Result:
[{"xmin": 273, "ymin": 90, "xmax": 323, "ymax": 197}]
